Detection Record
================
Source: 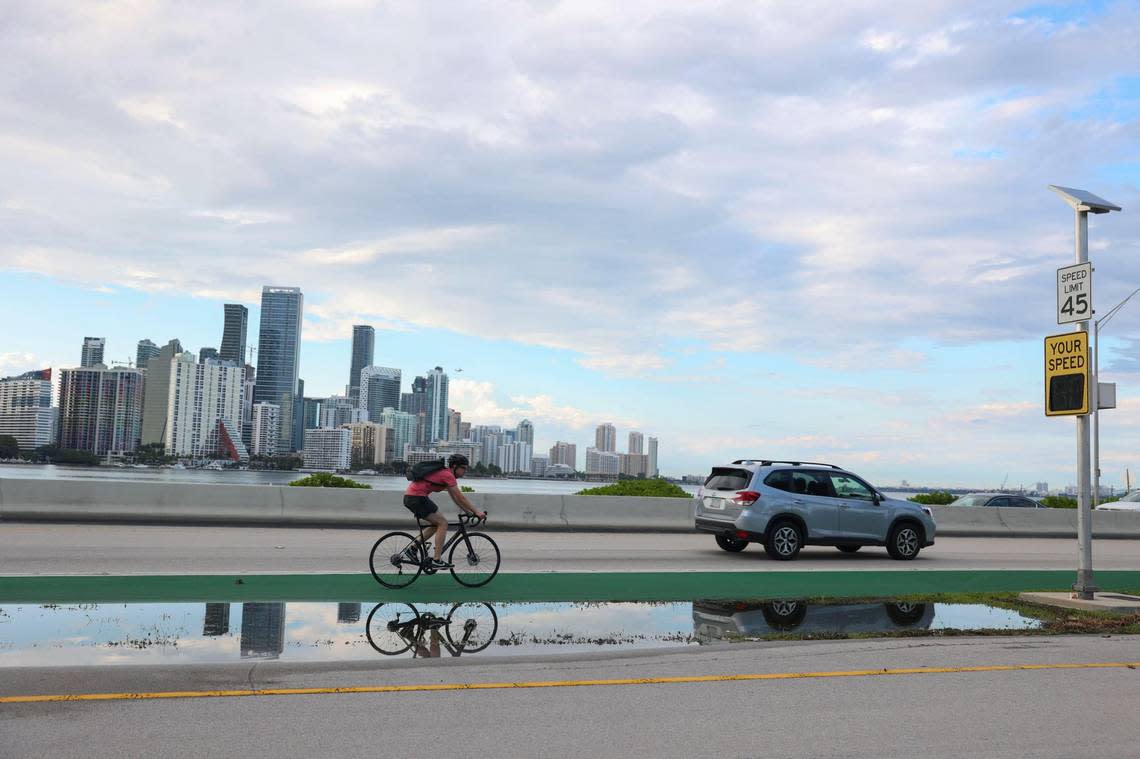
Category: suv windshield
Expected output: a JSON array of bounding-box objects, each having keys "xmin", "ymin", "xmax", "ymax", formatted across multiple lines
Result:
[{"xmin": 704, "ymin": 467, "xmax": 752, "ymax": 491}]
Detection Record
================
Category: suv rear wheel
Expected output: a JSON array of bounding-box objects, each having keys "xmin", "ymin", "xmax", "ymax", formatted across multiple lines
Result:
[
  {"xmin": 887, "ymin": 522, "xmax": 922, "ymax": 560},
  {"xmin": 715, "ymin": 534, "xmax": 748, "ymax": 553},
  {"xmin": 764, "ymin": 519, "xmax": 803, "ymax": 561}
]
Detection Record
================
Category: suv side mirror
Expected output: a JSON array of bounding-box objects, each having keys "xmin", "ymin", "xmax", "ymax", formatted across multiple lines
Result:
[{"xmin": 872, "ymin": 492, "xmax": 882, "ymax": 505}]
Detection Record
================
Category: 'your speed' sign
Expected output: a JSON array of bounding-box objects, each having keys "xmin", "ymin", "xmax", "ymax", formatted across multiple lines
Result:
[{"xmin": 1057, "ymin": 262, "xmax": 1092, "ymax": 324}]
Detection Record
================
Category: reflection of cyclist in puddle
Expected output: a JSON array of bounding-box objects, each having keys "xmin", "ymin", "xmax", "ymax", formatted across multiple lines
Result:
[{"xmin": 410, "ymin": 628, "xmax": 444, "ymax": 658}]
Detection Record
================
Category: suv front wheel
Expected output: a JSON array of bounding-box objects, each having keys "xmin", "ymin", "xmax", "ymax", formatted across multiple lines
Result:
[
  {"xmin": 764, "ymin": 520, "xmax": 803, "ymax": 561},
  {"xmin": 887, "ymin": 522, "xmax": 922, "ymax": 560}
]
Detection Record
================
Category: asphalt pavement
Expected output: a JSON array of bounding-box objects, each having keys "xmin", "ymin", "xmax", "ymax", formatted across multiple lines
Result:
[{"xmin": 4, "ymin": 522, "xmax": 1140, "ymax": 575}]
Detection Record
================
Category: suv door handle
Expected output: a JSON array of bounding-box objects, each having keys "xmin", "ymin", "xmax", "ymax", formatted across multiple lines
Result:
[
  {"xmin": 791, "ymin": 499, "xmax": 806, "ymax": 505},
  {"xmin": 839, "ymin": 503, "xmax": 849, "ymax": 509}
]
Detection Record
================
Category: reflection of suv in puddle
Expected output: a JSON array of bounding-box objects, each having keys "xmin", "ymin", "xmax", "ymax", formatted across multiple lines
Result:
[
  {"xmin": 692, "ymin": 600, "xmax": 934, "ymax": 641},
  {"xmin": 694, "ymin": 459, "xmax": 936, "ymax": 560}
]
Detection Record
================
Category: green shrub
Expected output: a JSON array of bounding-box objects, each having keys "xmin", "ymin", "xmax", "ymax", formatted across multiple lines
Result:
[
  {"xmin": 575, "ymin": 479, "xmax": 692, "ymax": 498},
  {"xmin": 1040, "ymin": 495, "xmax": 1076, "ymax": 509},
  {"xmin": 288, "ymin": 473, "xmax": 371, "ymax": 489},
  {"xmin": 461, "ymin": 485, "xmax": 475, "ymax": 493},
  {"xmin": 908, "ymin": 491, "xmax": 957, "ymax": 505}
]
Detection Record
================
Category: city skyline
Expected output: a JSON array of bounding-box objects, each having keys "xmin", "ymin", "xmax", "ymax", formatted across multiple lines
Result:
[{"xmin": 4, "ymin": 3, "xmax": 1140, "ymax": 486}]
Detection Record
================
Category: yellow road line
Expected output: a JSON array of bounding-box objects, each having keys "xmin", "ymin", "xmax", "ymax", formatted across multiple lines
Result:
[{"xmin": 3, "ymin": 662, "xmax": 1137, "ymax": 704}]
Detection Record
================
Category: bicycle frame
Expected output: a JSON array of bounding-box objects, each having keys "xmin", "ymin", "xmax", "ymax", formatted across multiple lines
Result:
[{"xmin": 410, "ymin": 513, "xmax": 485, "ymax": 571}]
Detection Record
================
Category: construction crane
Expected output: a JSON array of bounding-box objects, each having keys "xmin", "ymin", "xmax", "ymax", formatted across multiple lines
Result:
[{"xmin": 999, "ymin": 473, "xmax": 1008, "ymax": 492}]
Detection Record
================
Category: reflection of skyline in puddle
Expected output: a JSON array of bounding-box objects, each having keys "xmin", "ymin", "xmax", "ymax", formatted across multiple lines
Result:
[{"xmin": 0, "ymin": 599, "xmax": 1042, "ymax": 667}]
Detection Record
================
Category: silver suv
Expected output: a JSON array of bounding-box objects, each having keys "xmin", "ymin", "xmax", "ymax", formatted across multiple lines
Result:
[{"xmin": 694, "ymin": 459, "xmax": 936, "ymax": 560}]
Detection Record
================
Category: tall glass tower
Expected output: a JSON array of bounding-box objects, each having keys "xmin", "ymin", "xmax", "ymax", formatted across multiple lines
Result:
[
  {"xmin": 253, "ymin": 287, "xmax": 303, "ymax": 452},
  {"xmin": 220, "ymin": 304, "xmax": 249, "ymax": 365},
  {"xmin": 349, "ymin": 325, "xmax": 374, "ymax": 407},
  {"xmin": 425, "ymin": 367, "xmax": 449, "ymax": 444}
]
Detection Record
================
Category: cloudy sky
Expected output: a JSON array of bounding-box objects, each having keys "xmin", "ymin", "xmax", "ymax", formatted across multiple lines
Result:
[{"xmin": 3, "ymin": 1, "xmax": 1139, "ymax": 488}]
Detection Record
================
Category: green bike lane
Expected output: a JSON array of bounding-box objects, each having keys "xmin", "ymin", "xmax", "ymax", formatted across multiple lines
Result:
[{"xmin": 5, "ymin": 570, "xmax": 1140, "ymax": 604}]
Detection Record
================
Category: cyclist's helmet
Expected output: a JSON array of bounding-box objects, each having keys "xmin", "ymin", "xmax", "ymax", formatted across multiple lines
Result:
[{"xmin": 447, "ymin": 454, "xmax": 469, "ymax": 469}]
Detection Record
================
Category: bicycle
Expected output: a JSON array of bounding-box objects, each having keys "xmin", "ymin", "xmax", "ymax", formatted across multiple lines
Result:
[
  {"xmin": 369, "ymin": 512, "xmax": 500, "ymax": 588},
  {"xmin": 365, "ymin": 602, "xmax": 499, "ymax": 657}
]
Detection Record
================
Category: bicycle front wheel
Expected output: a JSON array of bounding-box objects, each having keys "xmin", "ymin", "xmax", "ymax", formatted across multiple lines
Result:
[
  {"xmin": 369, "ymin": 531, "xmax": 423, "ymax": 588},
  {"xmin": 445, "ymin": 602, "xmax": 498, "ymax": 653},
  {"xmin": 448, "ymin": 532, "xmax": 500, "ymax": 587},
  {"xmin": 365, "ymin": 603, "xmax": 419, "ymax": 655}
]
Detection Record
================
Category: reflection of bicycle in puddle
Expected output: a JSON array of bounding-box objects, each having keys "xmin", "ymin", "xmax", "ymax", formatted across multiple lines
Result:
[
  {"xmin": 365, "ymin": 602, "xmax": 498, "ymax": 658},
  {"xmin": 693, "ymin": 599, "xmax": 933, "ymax": 641}
]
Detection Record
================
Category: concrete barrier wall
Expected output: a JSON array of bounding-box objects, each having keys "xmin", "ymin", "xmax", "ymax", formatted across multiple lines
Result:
[{"xmin": 2, "ymin": 478, "xmax": 1140, "ymax": 537}]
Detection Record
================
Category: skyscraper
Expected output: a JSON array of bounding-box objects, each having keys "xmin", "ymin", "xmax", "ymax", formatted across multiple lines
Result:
[
  {"xmin": 80, "ymin": 337, "xmax": 105, "ymax": 368},
  {"xmin": 146, "ymin": 352, "xmax": 244, "ymax": 458},
  {"xmin": 348, "ymin": 325, "xmax": 375, "ymax": 407},
  {"xmin": 140, "ymin": 340, "xmax": 184, "ymax": 447},
  {"xmin": 647, "ymin": 436, "xmax": 659, "ymax": 477},
  {"xmin": 628, "ymin": 431, "xmax": 644, "ymax": 454},
  {"xmin": 359, "ymin": 366, "xmax": 401, "ymax": 422},
  {"xmin": 58, "ymin": 366, "xmax": 144, "ymax": 455},
  {"xmin": 220, "ymin": 304, "xmax": 249, "ymax": 365},
  {"xmin": 549, "ymin": 441, "xmax": 577, "ymax": 470},
  {"xmin": 425, "ymin": 367, "xmax": 449, "ymax": 444},
  {"xmin": 198, "ymin": 347, "xmax": 219, "ymax": 363},
  {"xmin": 595, "ymin": 423, "xmax": 616, "ymax": 452},
  {"xmin": 0, "ymin": 369, "xmax": 57, "ymax": 450},
  {"xmin": 135, "ymin": 339, "xmax": 160, "ymax": 369},
  {"xmin": 251, "ymin": 402, "xmax": 280, "ymax": 457},
  {"xmin": 253, "ymin": 286, "xmax": 303, "ymax": 452},
  {"xmin": 517, "ymin": 419, "xmax": 534, "ymax": 445},
  {"xmin": 379, "ymin": 407, "xmax": 417, "ymax": 461}
]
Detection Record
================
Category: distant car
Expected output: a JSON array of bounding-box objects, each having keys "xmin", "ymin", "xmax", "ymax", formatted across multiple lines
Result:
[
  {"xmin": 948, "ymin": 493, "xmax": 1045, "ymax": 509},
  {"xmin": 693, "ymin": 459, "xmax": 936, "ymax": 560},
  {"xmin": 1096, "ymin": 491, "xmax": 1140, "ymax": 511}
]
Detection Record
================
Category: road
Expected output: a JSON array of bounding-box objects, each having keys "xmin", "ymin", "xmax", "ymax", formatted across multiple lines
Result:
[
  {"xmin": 3, "ymin": 633, "xmax": 1138, "ymax": 758},
  {"xmin": 3, "ymin": 522, "xmax": 1140, "ymax": 575}
]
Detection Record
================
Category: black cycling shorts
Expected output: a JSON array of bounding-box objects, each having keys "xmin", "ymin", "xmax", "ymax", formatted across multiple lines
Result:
[{"xmin": 403, "ymin": 495, "xmax": 439, "ymax": 519}]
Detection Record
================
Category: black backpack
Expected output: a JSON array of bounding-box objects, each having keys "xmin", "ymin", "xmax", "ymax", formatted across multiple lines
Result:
[{"xmin": 407, "ymin": 458, "xmax": 447, "ymax": 481}]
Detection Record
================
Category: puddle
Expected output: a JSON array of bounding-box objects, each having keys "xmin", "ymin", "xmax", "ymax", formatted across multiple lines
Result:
[{"xmin": 0, "ymin": 599, "xmax": 1041, "ymax": 667}]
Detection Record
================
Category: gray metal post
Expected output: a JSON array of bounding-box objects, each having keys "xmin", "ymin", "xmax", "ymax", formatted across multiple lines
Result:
[
  {"xmin": 1093, "ymin": 322, "xmax": 1100, "ymax": 511},
  {"xmin": 1073, "ymin": 210, "xmax": 1096, "ymax": 599}
]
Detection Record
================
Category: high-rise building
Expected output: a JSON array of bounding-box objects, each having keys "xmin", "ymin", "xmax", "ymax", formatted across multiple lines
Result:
[
  {"xmin": 343, "ymin": 421, "xmax": 389, "ymax": 466},
  {"xmin": 459, "ymin": 421, "xmax": 471, "ymax": 440},
  {"xmin": 348, "ymin": 326, "xmax": 375, "ymax": 407},
  {"xmin": 585, "ymin": 447, "xmax": 620, "ymax": 476},
  {"xmin": 251, "ymin": 402, "xmax": 280, "ymax": 457},
  {"xmin": 320, "ymin": 396, "xmax": 366, "ymax": 428},
  {"xmin": 379, "ymin": 407, "xmax": 417, "ymax": 461},
  {"xmin": 80, "ymin": 337, "xmax": 106, "ymax": 368},
  {"xmin": 628, "ymin": 431, "xmax": 644, "ymax": 454},
  {"xmin": 253, "ymin": 286, "xmax": 303, "ymax": 452},
  {"xmin": 549, "ymin": 441, "xmax": 577, "ymax": 470},
  {"xmin": 135, "ymin": 340, "xmax": 160, "ymax": 369},
  {"xmin": 0, "ymin": 369, "xmax": 57, "ymax": 450},
  {"xmin": 144, "ymin": 352, "xmax": 245, "ymax": 458},
  {"xmin": 647, "ymin": 436, "xmax": 659, "ymax": 477},
  {"xmin": 496, "ymin": 441, "xmax": 532, "ymax": 474},
  {"xmin": 595, "ymin": 423, "xmax": 616, "ymax": 452},
  {"xmin": 401, "ymin": 376, "xmax": 428, "ymax": 415},
  {"xmin": 448, "ymin": 409, "xmax": 462, "ymax": 441},
  {"xmin": 517, "ymin": 419, "xmax": 534, "ymax": 445},
  {"xmin": 425, "ymin": 367, "xmax": 449, "ymax": 443},
  {"xmin": 58, "ymin": 365, "xmax": 144, "ymax": 455},
  {"xmin": 220, "ymin": 304, "xmax": 249, "ymax": 365},
  {"xmin": 360, "ymin": 367, "xmax": 401, "ymax": 422},
  {"xmin": 203, "ymin": 603, "xmax": 230, "ymax": 637},
  {"xmin": 530, "ymin": 456, "xmax": 549, "ymax": 477},
  {"xmin": 619, "ymin": 453, "xmax": 649, "ymax": 477},
  {"xmin": 240, "ymin": 602, "xmax": 285, "ymax": 659},
  {"xmin": 198, "ymin": 347, "xmax": 219, "ymax": 363},
  {"xmin": 293, "ymin": 379, "xmax": 306, "ymax": 452},
  {"xmin": 140, "ymin": 340, "xmax": 183, "ymax": 446},
  {"xmin": 302, "ymin": 427, "xmax": 350, "ymax": 470},
  {"xmin": 302, "ymin": 397, "xmax": 322, "ymax": 430}
]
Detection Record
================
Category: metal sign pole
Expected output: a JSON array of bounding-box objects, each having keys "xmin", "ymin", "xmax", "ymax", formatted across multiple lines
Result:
[{"xmin": 1073, "ymin": 208, "xmax": 1096, "ymax": 600}]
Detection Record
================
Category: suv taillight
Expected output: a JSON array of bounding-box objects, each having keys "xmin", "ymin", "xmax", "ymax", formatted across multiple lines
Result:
[{"xmin": 732, "ymin": 490, "xmax": 761, "ymax": 506}]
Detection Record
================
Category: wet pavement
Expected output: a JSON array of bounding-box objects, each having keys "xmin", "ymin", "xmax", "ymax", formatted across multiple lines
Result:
[{"xmin": 0, "ymin": 598, "xmax": 1041, "ymax": 667}]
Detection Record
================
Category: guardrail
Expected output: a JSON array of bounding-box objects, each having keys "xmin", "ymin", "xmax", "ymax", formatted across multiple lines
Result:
[{"xmin": 1, "ymin": 478, "xmax": 1139, "ymax": 537}]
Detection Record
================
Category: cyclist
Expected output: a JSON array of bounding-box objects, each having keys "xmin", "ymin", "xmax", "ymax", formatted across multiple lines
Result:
[{"xmin": 403, "ymin": 453, "xmax": 485, "ymax": 569}]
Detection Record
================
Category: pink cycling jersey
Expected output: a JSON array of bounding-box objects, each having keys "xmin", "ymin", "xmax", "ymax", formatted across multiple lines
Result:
[{"xmin": 405, "ymin": 468, "xmax": 458, "ymax": 497}]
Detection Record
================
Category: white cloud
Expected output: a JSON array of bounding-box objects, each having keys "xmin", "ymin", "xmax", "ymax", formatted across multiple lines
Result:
[{"xmin": 449, "ymin": 378, "xmax": 637, "ymax": 431}]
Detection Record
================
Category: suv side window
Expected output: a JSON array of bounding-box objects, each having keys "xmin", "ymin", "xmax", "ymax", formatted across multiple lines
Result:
[
  {"xmin": 792, "ymin": 470, "xmax": 833, "ymax": 497},
  {"xmin": 764, "ymin": 470, "xmax": 794, "ymax": 492},
  {"xmin": 1010, "ymin": 497, "xmax": 1037, "ymax": 508},
  {"xmin": 987, "ymin": 497, "xmax": 1010, "ymax": 508},
  {"xmin": 830, "ymin": 473, "xmax": 876, "ymax": 501}
]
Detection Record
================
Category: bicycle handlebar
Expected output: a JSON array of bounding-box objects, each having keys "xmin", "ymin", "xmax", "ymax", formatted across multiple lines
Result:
[{"xmin": 459, "ymin": 511, "xmax": 488, "ymax": 526}]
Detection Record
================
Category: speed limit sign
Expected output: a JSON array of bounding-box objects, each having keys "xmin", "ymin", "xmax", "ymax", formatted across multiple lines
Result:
[{"xmin": 1057, "ymin": 262, "xmax": 1092, "ymax": 325}]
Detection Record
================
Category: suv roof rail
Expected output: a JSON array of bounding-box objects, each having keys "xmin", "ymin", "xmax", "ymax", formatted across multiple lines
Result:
[{"xmin": 731, "ymin": 459, "xmax": 841, "ymax": 469}]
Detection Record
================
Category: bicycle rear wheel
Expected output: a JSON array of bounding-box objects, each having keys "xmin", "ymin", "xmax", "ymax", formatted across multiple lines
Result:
[
  {"xmin": 365, "ymin": 603, "xmax": 419, "ymax": 655},
  {"xmin": 445, "ymin": 602, "xmax": 498, "ymax": 653},
  {"xmin": 369, "ymin": 531, "xmax": 423, "ymax": 588},
  {"xmin": 448, "ymin": 532, "xmax": 500, "ymax": 588}
]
